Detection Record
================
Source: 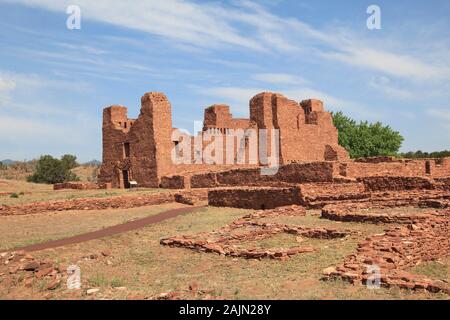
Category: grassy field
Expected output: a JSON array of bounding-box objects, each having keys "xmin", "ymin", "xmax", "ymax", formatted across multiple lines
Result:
[
  {"xmin": 0, "ymin": 163, "xmax": 98, "ymax": 182},
  {"xmin": 0, "ymin": 179, "xmax": 170, "ymax": 206},
  {"xmin": 0, "ymin": 203, "xmax": 184, "ymax": 251},
  {"xmin": 1, "ymin": 203, "xmax": 447, "ymax": 300}
]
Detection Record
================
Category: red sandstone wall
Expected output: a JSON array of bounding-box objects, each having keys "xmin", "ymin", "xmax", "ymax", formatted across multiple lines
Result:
[
  {"xmin": 298, "ymin": 182, "xmax": 366, "ymax": 202},
  {"xmin": 53, "ymin": 182, "xmax": 104, "ymax": 190},
  {"xmin": 431, "ymin": 158, "xmax": 450, "ymax": 177},
  {"xmin": 248, "ymin": 93, "xmax": 348, "ymax": 164},
  {"xmin": 190, "ymin": 162, "xmax": 334, "ymax": 188},
  {"xmin": 343, "ymin": 160, "xmax": 427, "ymax": 178},
  {"xmin": 159, "ymin": 175, "xmax": 185, "ymax": 189},
  {"xmin": 99, "ymin": 93, "xmax": 172, "ymax": 188},
  {"xmin": 208, "ymin": 187, "xmax": 303, "ymax": 209},
  {"xmin": 99, "ymin": 91, "xmax": 350, "ymax": 189},
  {"xmin": 203, "ymin": 104, "xmax": 251, "ymax": 130},
  {"xmin": 342, "ymin": 158, "xmax": 450, "ymax": 179},
  {"xmin": 361, "ymin": 176, "xmax": 435, "ymax": 192}
]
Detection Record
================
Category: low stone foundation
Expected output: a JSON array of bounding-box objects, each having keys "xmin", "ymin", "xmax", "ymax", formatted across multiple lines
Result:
[
  {"xmin": 161, "ymin": 205, "xmax": 350, "ymax": 260},
  {"xmin": 53, "ymin": 182, "xmax": 108, "ymax": 190},
  {"xmin": 208, "ymin": 187, "xmax": 303, "ymax": 209},
  {"xmin": 323, "ymin": 214, "xmax": 450, "ymax": 295},
  {"xmin": 0, "ymin": 189, "xmax": 208, "ymax": 216},
  {"xmin": 189, "ymin": 162, "xmax": 334, "ymax": 189},
  {"xmin": 321, "ymin": 203, "xmax": 443, "ymax": 224},
  {"xmin": 159, "ymin": 175, "xmax": 185, "ymax": 189},
  {"xmin": 361, "ymin": 176, "xmax": 435, "ymax": 192}
]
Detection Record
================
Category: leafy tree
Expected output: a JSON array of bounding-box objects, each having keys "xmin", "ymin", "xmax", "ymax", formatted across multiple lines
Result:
[
  {"xmin": 61, "ymin": 154, "xmax": 78, "ymax": 170},
  {"xmin": 0, "ymin": 162, "xmax": 6, "ymax": 170},
  {"xmin": 332, "ymin": 111, "xmax": 404, "ymax": 159},
  {"xmin": 27, "ymin": 155, "xmax": 80, "ymax": 184}
]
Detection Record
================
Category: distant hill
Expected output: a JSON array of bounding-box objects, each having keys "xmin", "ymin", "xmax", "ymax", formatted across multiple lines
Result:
[
  {"xmin": 83, "ymin": 160, "xmax": 101, "ymax": 166},
  {"xmin": 1, "ymin": 159, "xmax": 16, "ymax": 165}
]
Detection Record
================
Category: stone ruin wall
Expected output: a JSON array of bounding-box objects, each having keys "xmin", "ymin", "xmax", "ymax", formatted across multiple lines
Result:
[
  {"xmin": 98, "ymin": 93, "xmax": 168, "ymax": 188},
  {"xmin": 98, "ymin": 91, "xmax": 349, "ymax": 188},
  {"xmin": 339, "ymin": 157, "xmax": 450, "ymax": 179},
  {"xmin": 98, "ymin": 91, "xmax": 449, "ymax": 190}
]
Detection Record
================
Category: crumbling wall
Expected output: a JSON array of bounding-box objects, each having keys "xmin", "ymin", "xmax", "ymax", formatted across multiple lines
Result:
[
  {"xmin": 431, "ymin": 158, "xmax": 450, "ymax": 177},
  {"xmin": 325, "ymin": 215, "xmax": 450, "ymax": 294},
  {"xmin": 99, "ymin": 91, "xmax": 351, "ymax": 189},
  {"xmin": 208, "ymin": 187, "xmax": 303, "ymax": 209},
  {"xmin": 361, "ymin": 176, "xmax": 435, "ymax": 192},
  {"xmin": 203, "ymin": 104, "xmax": 251, "ymax": 130},
  {"xmin": 190, "ymin": 162, "xmax": 334, "ymax": 188},
  {"xmin": 249, "ymin": 93, "xmax": 348, "ymax": 164},
  {"xmin": 298, "ymin": 182, "xmax": 366, "ymax": 203},
  {"xmin": 342, "ymin": 157, "xmax": 450, "ymax": 179},
  {"xmin": 342, "ymin": 159, "xmax": 427, "ymax": 178},
  {"xmin": 98, "ymin": 93, "xmax": 174, "ymax": 188},
  {"xmin": 159, "ymin": 175, "xmax": 185, "ymax": 189},
  {"xmin": 53, "ymin": 182, "xmax": 107, "ymax": 190}
]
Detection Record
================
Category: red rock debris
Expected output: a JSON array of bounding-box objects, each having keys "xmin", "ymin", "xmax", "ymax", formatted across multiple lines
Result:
[
  {"xmin": 0, "ymin": 189, "xmax": 207, "ymax": 216},
  {"xmin": 161, "ymin": 205, "xmax": 350, "ymax": 260},
  {"xmin": 323, "ymin": 214, "xmax": 450, "ymax": 295}
]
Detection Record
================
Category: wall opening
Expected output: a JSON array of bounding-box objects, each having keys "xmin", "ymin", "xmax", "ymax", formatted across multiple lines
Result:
[
  {"xmin": 122, "ymin": 170, "xmax": 130, "ymax": 189},
  {"xmin": 425, "ymin": 161, "xmax": 431, "ymax": 174},
  {"xmin": 123, "ymin": 142, "xmax": 130, "ymax": 158}
]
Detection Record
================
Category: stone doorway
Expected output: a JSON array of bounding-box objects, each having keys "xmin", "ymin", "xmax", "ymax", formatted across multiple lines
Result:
[{"xmin": 122, "ymin": 170, "xmax": 130, "ymax": 189}]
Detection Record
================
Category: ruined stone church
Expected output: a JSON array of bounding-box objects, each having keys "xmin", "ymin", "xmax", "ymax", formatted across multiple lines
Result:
[{"xmin": 98, "ymin": 91, "xmax": 348, "ymax": 188}]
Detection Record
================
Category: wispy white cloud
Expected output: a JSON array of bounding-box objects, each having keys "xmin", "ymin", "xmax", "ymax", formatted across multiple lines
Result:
[
  {"xmin": 10, "ymin": 0, "xmax": 449, "ymax": 82},
  {"xmin": 8, "ymin": 0, "xmax": 264, "ymax": 51},
  {"xmin": 0, "ymin": 71, "xmax": 91, "ymax": 92},
  {"xmin": 194, "ymin": 85, "xmax": 377, "ymax": 119},
  {"xmin": 369, "ymin": 76, "xmax": 415, "ymax": 100},
  {"xmin": 56, "ymin": 42, "xmax": 109, "ymax": 55},
  {"xmin": 0, "ymin": 74, "xmax": 16, "ymax": 106},
  {"xmin": 323, "ymin": 46, "xmax": 447, "ymax": 81},
  {"xmin": 426, "ymin": 108, "xmax": 450, "ymax": 121},
  {"xmin": 0, "ymin": 115, "xmax": 63, "ymax": 138},
  {"xmin": 282, "ymin": 87, "xmax": 379, "ymax": 118},
  {"xmin": 0, "ymin": 114, "xmax": 90, "ymax": 146},
  {"xmin": 196, "ymin": 86, "xmax": 263, "ymax": 113},
  {"xmin": 252, "ymin": 73, "xmax": 308, "ymax": 86},
  {"xmin": 0, "ymin": 76, "xmax": 16, "ymax": 91}
]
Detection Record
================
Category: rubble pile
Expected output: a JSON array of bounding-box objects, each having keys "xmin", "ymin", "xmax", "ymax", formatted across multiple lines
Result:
[
  {"xmin": 161, "ymin": 205, "xmax": 349, "ymax": 260},
  {"xmin": 323, "ymin": 214, "xmax": 450, "ymax": 295},
  {"xmin": 0, "ymin": 251, "xmax": 63, "ymax": 291},
  {"xmin": 321, "ymin": 203, "xmax": 445, "ymax": 224}
]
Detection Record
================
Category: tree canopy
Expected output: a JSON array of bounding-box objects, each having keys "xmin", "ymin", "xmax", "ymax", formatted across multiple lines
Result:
[
  {"xmin": 331, "ymin": 111, "xmax": 404, "ymax": 159},
  {"xmin": 27, "ymin": 154, "xmax": 79, "ymax": 184}
]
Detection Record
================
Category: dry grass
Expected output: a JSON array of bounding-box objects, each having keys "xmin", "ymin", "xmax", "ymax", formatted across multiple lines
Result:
[
  {"xmin": 0, "ymin": 162, "xmax": 35, "ymax": 181},
  {"xmin": 408, "ymin": 257, "xmax": 450, "ymax": 282},
  {"xmin": 0, "ymin": 203, "xmax": 185, "ymax": 251},
  {"xmin": 0, "ymin": 163, "xmax": 97, "ymax": 182},
  {"xmin": 0, "ymin": 179, "xmax": 51, "ymax": 194},
  {"xmin": 2, "ymin": 206, "xmax": 446, "ymax": 300},
  {"xmin": 71, "ymin": 166, "xmax": 99, "ymax": 182},
  {"xmin": 0, "ymin": 179, "xmax": 170, "ymax": 206}
]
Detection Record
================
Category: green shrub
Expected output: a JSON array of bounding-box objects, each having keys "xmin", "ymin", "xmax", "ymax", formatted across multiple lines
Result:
[
  {"xmin": 27, "ymin": 154, "xmax": 80, "ymax": 184},
  {"xmin": 332, "ymin": 111, "xmax": 404, "ymax": 159}
]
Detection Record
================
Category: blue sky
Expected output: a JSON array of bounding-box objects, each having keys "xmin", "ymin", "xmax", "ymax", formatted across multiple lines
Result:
[{"xmin": 0, "ymin": 0, "xmax": 449, "ymax": 162}]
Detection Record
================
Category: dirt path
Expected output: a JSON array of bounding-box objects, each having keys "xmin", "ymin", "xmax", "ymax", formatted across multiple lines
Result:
[{"xmin": 7, "ymin": 205, "xmax": 205, "ymax": 253}]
